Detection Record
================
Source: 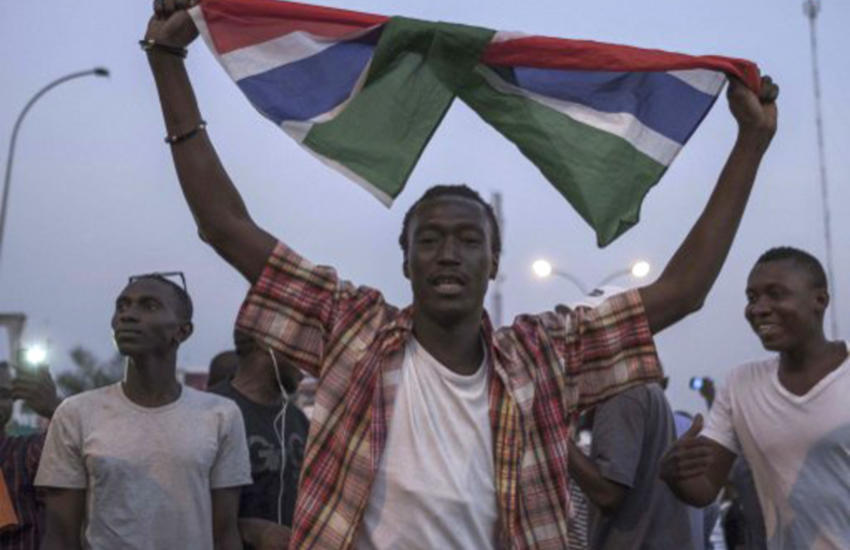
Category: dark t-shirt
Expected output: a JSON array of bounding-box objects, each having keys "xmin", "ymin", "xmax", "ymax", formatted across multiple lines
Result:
[
  {"xmin": 589, "ymin": 383, "xmax": 695, "ymax": 550},
  {"xmin": 209, "ymin": 380, "xmax": 309, "ymax": 527}
]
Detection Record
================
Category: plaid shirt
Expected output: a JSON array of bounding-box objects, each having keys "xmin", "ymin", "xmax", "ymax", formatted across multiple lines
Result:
[
  {"xmin": 237, "ymin": 242, "xmax": 661, "ymax": 549},
  {"xmin": 0, "ymin": 433, "xmax": 45, "ymax": 550}
]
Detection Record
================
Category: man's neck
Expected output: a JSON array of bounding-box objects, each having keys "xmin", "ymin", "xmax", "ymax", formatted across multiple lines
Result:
[
  {"xmin": 123, "ymin": 353, "xmax": 181, "ymax": 408},
  {"xmin": 230, "ymin": 358, "xmax": 283, "ymax": 407},
  {"xmin": 412, "ymin": 309, "xmax": 485, "ymax": 376},
  {"xmin": 777, "ymin": 336, "xmax": 847, "ymax": 395}
]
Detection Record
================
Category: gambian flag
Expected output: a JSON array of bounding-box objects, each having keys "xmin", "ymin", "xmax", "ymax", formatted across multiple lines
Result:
[{"xmin": 190, "ymin": 0, "xmax": 761, "ymax": 245}]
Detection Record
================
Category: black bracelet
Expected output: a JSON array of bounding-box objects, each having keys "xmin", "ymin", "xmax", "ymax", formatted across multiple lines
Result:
[
  {"xmin": 139, "ymin": 39, "xmax": 187, "ymax": 59},
  {"xmin": 165, "ymin": 120, "xmax": 207, "ymax": 145}
]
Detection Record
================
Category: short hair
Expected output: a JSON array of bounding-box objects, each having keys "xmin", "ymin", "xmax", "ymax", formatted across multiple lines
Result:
[
  {"xmin": 128, "ymin": 274, "xmax": 194, "ymax": 321},
  {"xmin": 398, "ymin": 184, "xmax": 501, "ymax": 257},
  {"xmin": 755, "ymin": 247, "xmax": 827, "ymax": 290}
]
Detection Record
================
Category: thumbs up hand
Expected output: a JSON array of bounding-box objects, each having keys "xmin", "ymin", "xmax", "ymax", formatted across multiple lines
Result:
[{"xmin": 660, "ymin": 414, "xmax": 713, "ymax": 482}]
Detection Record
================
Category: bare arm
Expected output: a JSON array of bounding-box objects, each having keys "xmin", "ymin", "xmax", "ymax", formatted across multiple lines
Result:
[
  {"xmin": 567, "ymin": 440, "xmax": 627, "ymax": 515},
  {"xmin": 40, "ymin": 488, "xmax": 85, "ymax": 550},
  {"xmin": 212, "ymin": 488, "xmax": 243, "ymax": 550},
  {"xmin": 144, "ymin": 2, "xmax": 275, "ymax": 283},
  {"xmin": 238, "ymin": 517, "xmax": 291, "ymax": 550},
  {"xmin": 659, "ymin": 414, "xmax": 736, "ymax": 507},
  {"xmin": 639, "ymin": 77, "xmax": 779, "ymax": 333}
]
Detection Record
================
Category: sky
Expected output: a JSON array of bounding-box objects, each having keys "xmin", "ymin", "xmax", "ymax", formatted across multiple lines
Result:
[{"xmin": 1, "ymin": 0, "xmax": 848, "ymax": 413}]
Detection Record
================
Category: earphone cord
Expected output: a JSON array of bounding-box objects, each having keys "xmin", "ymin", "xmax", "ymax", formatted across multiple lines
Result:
[{"xmin": 269, "ymin": 347, "xmax": 289, "ymax": 526}]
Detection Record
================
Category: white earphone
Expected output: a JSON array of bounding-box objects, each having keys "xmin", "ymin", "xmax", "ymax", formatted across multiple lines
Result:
[{"xmin": 268, "ymin": 347, "xmax": 289, "ymax": 525}]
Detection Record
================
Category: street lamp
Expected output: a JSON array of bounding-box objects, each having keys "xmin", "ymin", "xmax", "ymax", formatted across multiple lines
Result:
[
  {"xmin": 532, "ymin": 258, "xmax": 651, "ymax": 295},
  {"xmin": 0, "ymin": 67, "xmax": 110, "ymax": 266}
]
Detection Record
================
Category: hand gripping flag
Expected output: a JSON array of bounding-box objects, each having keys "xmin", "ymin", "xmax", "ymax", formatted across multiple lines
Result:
[{"xmin": 190, "ymin": 0, "xmax": 761, "ymax": 245}]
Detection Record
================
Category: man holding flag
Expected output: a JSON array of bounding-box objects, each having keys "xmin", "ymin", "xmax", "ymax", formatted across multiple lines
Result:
[{"xmin": 143, "ymin": 1, "xmax": 777, "ymax": 548}]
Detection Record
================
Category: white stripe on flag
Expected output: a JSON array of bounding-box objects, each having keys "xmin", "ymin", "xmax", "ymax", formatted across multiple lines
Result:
[
  {"xmin": 476, "ymin": 65, "xmax": 681, "ymax": 166},
  {"xmin": 667, "ymin": 69, "xmax": 727, "ymax": 96},
  {"xmin": 216, "ymin": 27, "xmax": 380, "ymax": 82}
]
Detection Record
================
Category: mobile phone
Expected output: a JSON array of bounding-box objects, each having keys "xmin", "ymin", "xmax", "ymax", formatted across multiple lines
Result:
[{"xmin": 689, "ymin": 376, "xmax": 704, "ymax": 390}]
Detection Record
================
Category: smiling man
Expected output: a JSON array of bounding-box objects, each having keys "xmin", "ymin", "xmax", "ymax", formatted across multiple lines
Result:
[
  {"xmin": 143, "ymin": 2, "xmax": 777, "ymax": 548},
  {"xmin": 35, "ymin": 275, "xmax": 251, "ymax": 550},
  {"xmin": 661, "ymin": 247, "xmax": 850, "ymax": 549}
]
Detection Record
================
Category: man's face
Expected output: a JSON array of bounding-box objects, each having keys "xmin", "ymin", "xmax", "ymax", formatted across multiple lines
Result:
[
  {"xmin": 404, "ymin": 196, "xmax": 498, "ymax": 326},
  {"xmin": 745, "ymin": 260, "xmax": 827, "ymax": 352},
  {"xmin": 111, "ymin": 279, "xmax": 192, "ymax": 357},
  {"xmin": 0, "ymin": 364, "xmax": 12, "ymax": 428}
]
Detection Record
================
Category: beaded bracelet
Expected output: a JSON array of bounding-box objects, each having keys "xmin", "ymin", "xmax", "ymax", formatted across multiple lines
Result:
[
  {"xmin": 165, "ymin": 120, "xmax": 207, "ymax": 145},
  {"xmin": 139, "ymin": 39, "xmax": 188, "ymax": 59}
]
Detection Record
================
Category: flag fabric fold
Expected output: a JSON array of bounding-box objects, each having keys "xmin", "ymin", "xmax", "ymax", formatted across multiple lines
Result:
[{"xmin": 191, "ymin": 0, "xmax": 761, "ymax": 245}]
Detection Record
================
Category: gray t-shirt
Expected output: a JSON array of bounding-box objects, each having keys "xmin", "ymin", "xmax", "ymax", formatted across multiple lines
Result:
[
  {"xmin": 589, "ymin": 383, "xmax": 695, "ymax": 550},
  {"xmin": 35, "ymin": 382, "xmax": 252, "ymax": 549}
]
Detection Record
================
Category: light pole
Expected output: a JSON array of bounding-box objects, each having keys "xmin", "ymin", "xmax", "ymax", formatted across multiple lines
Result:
[
  {"xmin": 532, "ymin": 259, "xmax": 651, "ymax": 295},
  {"xmin": 802, "ymin": 0, "xmax": 839, "ymax": 338},
  {"xmin": 0, "ymin": 67, "xmax": 110, "ymax": 266}
]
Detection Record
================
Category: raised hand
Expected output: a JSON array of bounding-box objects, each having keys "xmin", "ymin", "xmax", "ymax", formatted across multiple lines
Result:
[
  {"xmin": 659, "ymin": 414, "xmax": 713, "ymax": 482},
  {"xmin": 12, "ymin": 366, "xmax": 61, "ymax": 419},
  {"xmin": 145, "ymin": 0, "xmax": 199, "ymax": 49},
  {"xmin": 727, "ymin": 75, "xmax": 779, "ymax": 152}
]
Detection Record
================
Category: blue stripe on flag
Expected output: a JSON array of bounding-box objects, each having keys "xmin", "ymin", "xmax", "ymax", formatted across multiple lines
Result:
[
  {"xmin": 236, "ymin": 40, "xmax": 375, "ymax": 124},
  {"xmin": 513, "ymin": 68, "xmax": 716, "ymax": 144}
]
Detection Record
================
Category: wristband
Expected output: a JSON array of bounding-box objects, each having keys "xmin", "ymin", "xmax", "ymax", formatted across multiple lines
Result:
[
  {"xmin": 139, "ymin": 39, "xmax": 187, "ymax": 59},
  {"xmin": 165, "ymin": 120, "xmax": 207, "ymax": 145}
]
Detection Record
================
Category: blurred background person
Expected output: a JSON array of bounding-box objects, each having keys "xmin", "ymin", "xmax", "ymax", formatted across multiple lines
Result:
[{"xmin": 0, "ymin": 360, "xmax": 61, "ymax": 549}]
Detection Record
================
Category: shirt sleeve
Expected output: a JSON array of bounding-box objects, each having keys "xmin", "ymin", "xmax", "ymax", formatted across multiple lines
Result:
[
  {"xmin": 235, "ymin": 241, "xmax": 391, "ymax": 378},
  {"xmin": 701, "ymin": 374, "xmax": 741, "ymax": 455},
  {"xmin": 210, "ymin": 403, "xmax": 253, "ymax": 490},
  {"xmin": 556, "ymin": 289, "xmax": 662, "ymax": 410},
  {"xmin": 590, "ymin": 389, "xmax": 646, "ymax": 487},
  {"xmin": 33, "ymin": 402, "xmax": 87, "ymax": 489}
]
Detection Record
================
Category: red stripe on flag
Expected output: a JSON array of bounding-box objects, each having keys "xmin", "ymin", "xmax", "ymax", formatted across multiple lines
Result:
[
  {"xmin": 483, "ymin": 36, "xmax": 761, "ymax": 93},
  {"xmin": 200, "ymin": 0, "xmax": 388, "ymax": 55}
]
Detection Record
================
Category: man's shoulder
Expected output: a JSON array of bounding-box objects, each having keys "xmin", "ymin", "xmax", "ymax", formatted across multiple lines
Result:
[
  {"xmin": 181, "ymin": 385, "xmax": 241, "ymax": 414},
  {"xmin": 56, "ymin": 382, "xmax": 121, "ymax": 415},
  {"xmin": 727, "ymin": 356, "xmax": 778, "ymax": 386}
]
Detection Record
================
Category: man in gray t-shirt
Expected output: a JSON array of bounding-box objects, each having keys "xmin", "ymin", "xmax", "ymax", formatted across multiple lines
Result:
[
  {"xmin": 569, "ymin": 383, "xmax": 695, "ymax": 549},
  {"xmin": 35, "ymin": 274, "xmax": 251, "ymax": 549}
]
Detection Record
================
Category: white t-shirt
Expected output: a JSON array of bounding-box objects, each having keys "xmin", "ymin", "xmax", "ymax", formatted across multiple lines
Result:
[
  {"xmin": 703, "ymin": 344, "xmax": 850, "ymax": 550},
  {"xmin": 35, "ymin": 382, "xmax": 252, "ymax": 550},
  {"xmin": 355, "ymin": 338, "xmax": 498, "ymax": 549}
]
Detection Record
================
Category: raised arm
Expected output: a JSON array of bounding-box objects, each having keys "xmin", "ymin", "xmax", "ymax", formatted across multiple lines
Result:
[
  {"xmin": 639, "ymin": 76, "xmax": 778, "ymax": 333},
  {"xmin": 144, "ymin": 1, "xmax": 275, "ymax": 283}
]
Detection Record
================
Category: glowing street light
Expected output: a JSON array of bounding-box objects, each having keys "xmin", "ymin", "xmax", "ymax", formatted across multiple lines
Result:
[
  {"xmin": 532, "ymin": 258, "xmax": 652, "ymax": 295},
  {"xmin": 24, "ymin": 345, "xmax": 47, "ymax": 366}
]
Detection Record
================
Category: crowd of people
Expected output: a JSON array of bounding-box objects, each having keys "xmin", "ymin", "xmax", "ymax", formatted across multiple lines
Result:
[{"xmin": 1, "ymin": 1, "xmax": 847, "ymax": 549}]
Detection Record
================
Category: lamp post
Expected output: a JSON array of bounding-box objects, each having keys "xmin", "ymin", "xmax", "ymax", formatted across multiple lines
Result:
[
  {"xmin": 532, "ymin": 259, "xmax": 651, "ymax": 295},
  {"xmin": 0, "ymin": 67, "xmax": 110, "ymax": 266}
]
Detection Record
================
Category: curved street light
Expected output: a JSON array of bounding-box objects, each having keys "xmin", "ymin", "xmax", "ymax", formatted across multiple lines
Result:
[
  {"xmin": 532, "ymin": 258, "xmax": 651, "ymax": 295},
  {"xmin": 0, "ymin": 67, "xmax": 110, "ymax": 266}
]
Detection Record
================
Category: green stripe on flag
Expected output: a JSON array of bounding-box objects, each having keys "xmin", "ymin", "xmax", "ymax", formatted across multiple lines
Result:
[
  {"xmin": 459, "ymin": 68, "xmax": 667, "ymax": 246},
  {"xmin": 304, "ymin": 17, "xmax": 494, "ymax": 201}
]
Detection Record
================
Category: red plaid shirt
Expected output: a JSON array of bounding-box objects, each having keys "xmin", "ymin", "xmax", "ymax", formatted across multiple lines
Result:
[{"xmin": 237, "ymin": 242, "xmax": 661, "ymax": 549}]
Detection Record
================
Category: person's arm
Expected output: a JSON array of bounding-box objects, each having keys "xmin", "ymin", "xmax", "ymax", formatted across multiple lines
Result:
[
  {"xmin": 144, "ymin": 1, "xmax": 275, "ymax": 283},
  {"xmin": 659, "ymin": 414, "xmax": 736, "ymax": 507},
  {"xmin": 639, "ymin": 76, "xmax": 778, "ymax": 333},
  {"xmin": 12, "ymin": 366, "xmax": 61, "ymax": 419},
  {"xmin": 40, "ymin": 488, "xmax": 85, "ymax": 550},
  {"xmin": 567, "ymin": 440, "xmax": 628, "ymax": 515},
  {"xmin": 212, "ymin": 488, "xmax": 243, "ymax": 550},
  {"xmin": 238, "ymin": 518, "xmax": 291, "ymax": 550}
]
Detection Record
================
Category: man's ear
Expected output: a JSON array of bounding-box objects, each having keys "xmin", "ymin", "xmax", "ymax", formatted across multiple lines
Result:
[
  {"xmin": 403, "ymin": 258, "xmax": 410, "ymax": 280},
  {"xmin": 814, "ymin": 288, "xmax": 830, "ymax": 316},
  {"xmin": 177, "ymin": 322, "xmax": 194, "ymax": 344},
  {"xmin": 489, "ymin": 254, "xmax": 500, "ymax": 280}
]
